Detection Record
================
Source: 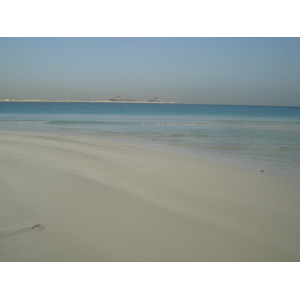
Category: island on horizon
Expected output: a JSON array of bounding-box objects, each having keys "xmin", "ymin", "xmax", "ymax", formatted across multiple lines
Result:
[{"xmin": 0, "ymin": 96, "xmax": 175, "ymax": 104}]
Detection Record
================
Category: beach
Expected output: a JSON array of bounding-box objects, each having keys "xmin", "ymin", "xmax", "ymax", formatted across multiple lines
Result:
[{"xmin": 0, "ymin": 130, "xmax": 299, "ymax": 261}]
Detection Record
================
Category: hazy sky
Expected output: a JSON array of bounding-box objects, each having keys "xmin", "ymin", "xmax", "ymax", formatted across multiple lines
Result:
[{"xmin": 1, "ymin": 37, "xmax": 299, "ymax": 105}]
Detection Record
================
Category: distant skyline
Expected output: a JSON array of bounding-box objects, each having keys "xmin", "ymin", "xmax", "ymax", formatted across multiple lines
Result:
[{"xmin": 1, "ymin": 37, "xmax": 299, "ymax": 106}]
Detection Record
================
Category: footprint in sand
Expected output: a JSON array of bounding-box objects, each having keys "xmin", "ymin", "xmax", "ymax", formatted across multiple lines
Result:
[
  {"xmin": 0, "ymin": 224, "xmax": 45, "ymax": 260},
  {"xmin": 27, "ymin": 224, "xmax": 45, "ymax": 230}
]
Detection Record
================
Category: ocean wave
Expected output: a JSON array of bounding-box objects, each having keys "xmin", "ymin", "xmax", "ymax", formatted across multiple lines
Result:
[{"xmin": 1, "ymin": 119, "xmax": 299, "ymax": 128}]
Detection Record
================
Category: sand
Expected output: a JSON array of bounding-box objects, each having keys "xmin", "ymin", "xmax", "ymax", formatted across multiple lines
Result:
[{"xmin": 0, "ymin": 130, "xmax": 299, "ymax": 261}]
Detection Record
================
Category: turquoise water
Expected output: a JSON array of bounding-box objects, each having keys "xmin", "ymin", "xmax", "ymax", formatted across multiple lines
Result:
[{"xmin": 1, "ymin": 102, "xmax": 300, "ymax": 176}]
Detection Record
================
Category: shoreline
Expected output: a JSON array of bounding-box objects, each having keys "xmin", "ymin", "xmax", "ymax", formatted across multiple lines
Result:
[
  {"xmin": 1, "ymin": 130, "xmax": 300, "ymax": 261},
  {"xmin": 3, "ymin": 126, "xmax": 299, "ymax": 184}
]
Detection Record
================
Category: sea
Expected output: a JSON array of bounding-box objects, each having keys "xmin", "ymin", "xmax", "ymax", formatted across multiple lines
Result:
[{"xmin": 1, "ymin": 102, "xmax": 300, "ymax": 179}]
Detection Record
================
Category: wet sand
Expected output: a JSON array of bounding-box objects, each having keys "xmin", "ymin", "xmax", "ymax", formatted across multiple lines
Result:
[{"xmin": 0, "ymin": 130, "xmax": 299, "ymax": 261}]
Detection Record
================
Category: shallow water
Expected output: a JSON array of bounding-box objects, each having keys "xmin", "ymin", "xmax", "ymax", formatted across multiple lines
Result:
[{"xmin": 1, "ymin": 102, "xmax": 299, "ymax": 178}]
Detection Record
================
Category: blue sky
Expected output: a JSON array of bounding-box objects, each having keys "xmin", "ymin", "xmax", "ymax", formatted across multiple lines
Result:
[{"xmin": 1, "ymin": 37, "xmax": 299, "ymax": 105}]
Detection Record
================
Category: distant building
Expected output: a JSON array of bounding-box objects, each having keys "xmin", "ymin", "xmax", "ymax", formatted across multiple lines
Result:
[
  {"xmin": 109, "ymin": 95, "xmax": 160, "ymax": 102},
  {"xmin": 148, "ymin": 97, "xmax": 159, "ymax": 102},
  {"xmin": 109, "ymin": 95, "xmax": 137, "ymax": 102}
]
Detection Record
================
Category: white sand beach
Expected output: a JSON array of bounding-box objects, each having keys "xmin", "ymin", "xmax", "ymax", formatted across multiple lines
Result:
[{"xmin": 0, "ymin": 130, "xmax": 299, "ymax": 261}]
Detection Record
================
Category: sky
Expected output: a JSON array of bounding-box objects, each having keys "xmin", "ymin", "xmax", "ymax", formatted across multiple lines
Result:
[{"xmin": 1, "ymin": 37, "xmax": 299, "ymax": 106}]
